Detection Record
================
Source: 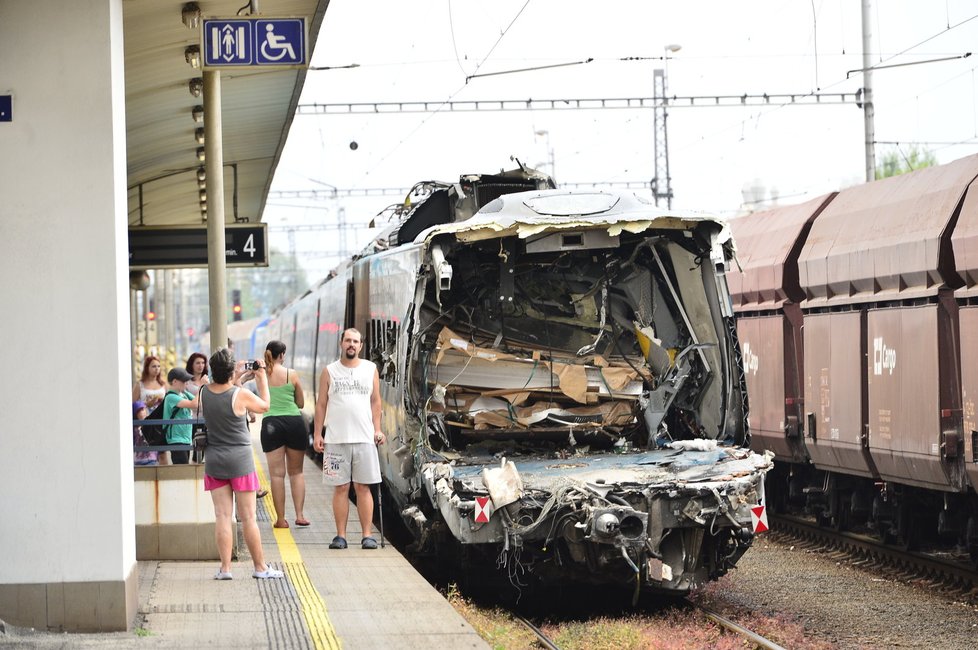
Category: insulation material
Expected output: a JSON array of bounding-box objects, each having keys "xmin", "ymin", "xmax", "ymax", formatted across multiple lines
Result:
[
  {"xmin": 480, "ymin": 388, "xmax": 532, "ymax": 405},
  {"xmin": 432, "ymin": 348, "xmax": 643, "ymax": 398},
  {"xmin": 434, "ymin": 327, "xmax": 515, "ymax": 365},
  {"xmin": 599, "ymin": 367, "xmax": 640, "ymax": 391},
  {"xmin": 481, "ymin": 458, "xmax": 523, "ymax": 508},
  {"xmin": 473, "ymin": 399, "xmax": 635, "ymax": 430},
  {"xmin": 545, "ymin": 361, "xmax": 588, "ymax": 403},
  {"xmin": 667, "ymin": 439, "xmax": 719, "ymax": 451}
]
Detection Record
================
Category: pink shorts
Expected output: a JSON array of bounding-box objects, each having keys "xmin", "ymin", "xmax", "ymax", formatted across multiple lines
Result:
[{"xmin": 204, "ymin": 471, "xmax": 260, "ymax": 492}]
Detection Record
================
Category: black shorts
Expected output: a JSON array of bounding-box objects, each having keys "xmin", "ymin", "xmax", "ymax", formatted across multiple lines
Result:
[{"xmin": 260, "ymin": 415, "xmax": 308, "ymax": 453}]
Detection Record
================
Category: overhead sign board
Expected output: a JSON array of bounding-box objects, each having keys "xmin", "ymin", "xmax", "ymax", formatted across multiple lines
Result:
[
  {"xmin": 202, "ymin": 17, "xmax": 307, "ymax": 69},
  {"xmin": 129, "ymin": 224, "xmax": 268, "ymax": 270}
]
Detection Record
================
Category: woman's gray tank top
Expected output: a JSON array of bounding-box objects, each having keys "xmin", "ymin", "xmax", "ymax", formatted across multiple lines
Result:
[{"xmin": 201, "ymin": 386, "xmax": 255, "ymax": 480}]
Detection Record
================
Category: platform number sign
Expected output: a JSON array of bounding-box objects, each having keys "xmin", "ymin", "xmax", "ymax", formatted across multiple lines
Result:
[
  {"xmin": 128, "ymin": 224, "xmax": 268, "ymax": 269},
  {"xmin": 202, "ymin": 17, "xmax": 307, "ymax": 69}
]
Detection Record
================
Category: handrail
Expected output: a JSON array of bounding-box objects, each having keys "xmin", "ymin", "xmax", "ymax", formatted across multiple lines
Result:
[
  {"xmin": 135, "ymin": 418, "xmax": 205, "ymax": 426},
  {"xmin": 132, "ymin": 417, "xmax": 206, "ymax": 456}
]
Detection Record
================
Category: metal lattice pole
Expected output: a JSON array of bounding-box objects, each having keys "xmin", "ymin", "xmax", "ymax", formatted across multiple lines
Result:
[{"xmin": 652, "ymin": 69, "xmax": 673, "ymax": 208}]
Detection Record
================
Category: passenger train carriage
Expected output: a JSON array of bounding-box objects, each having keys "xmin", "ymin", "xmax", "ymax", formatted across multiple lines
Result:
[{"xmin": 257, "ymin": 167, "xmax": 773, "ymax": 593}]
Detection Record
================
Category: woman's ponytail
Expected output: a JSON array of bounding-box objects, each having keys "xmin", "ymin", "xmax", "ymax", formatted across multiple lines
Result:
[{"xmin": 264, "ymin": 339, "xmax": 287, "ymax": 369}]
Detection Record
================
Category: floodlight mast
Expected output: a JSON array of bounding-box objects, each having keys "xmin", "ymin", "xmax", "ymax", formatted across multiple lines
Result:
[{"xmin": 652, "ymin": 44, "xmax": 681, "ymax": 209}]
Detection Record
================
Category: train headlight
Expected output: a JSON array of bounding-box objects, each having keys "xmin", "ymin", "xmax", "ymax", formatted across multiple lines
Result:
[
  {"xmin": 586, "ymin": 507, "xmax": 649, "ymax": 544},
  {"xmin": 595, "ymin": 513, "xmax": 620, "ymax": 535}
]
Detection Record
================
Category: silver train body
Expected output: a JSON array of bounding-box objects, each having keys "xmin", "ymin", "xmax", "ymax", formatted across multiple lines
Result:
[{"xmin": 255, "ymin": 169, "xmax": 772, "ymax": 593}]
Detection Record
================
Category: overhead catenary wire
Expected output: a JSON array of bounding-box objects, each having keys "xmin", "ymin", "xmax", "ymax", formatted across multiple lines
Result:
[{"xmin": 354, "ymin": 0, "xmax": 533, "ymax": 185}]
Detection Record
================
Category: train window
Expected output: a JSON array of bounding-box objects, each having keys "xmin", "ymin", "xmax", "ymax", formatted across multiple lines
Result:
[
  {"xmin": 561, "ymin": 232, "xmax": 584, "ymax": 248},
  {"xmin": 368, "ymin": 318, "xmax": 399, "ymax": 386}
]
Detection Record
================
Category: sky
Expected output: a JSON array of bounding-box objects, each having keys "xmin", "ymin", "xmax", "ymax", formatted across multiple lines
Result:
[{"xmin": 262, "ymin": 0, "xmax": 978, "ymax": 283}]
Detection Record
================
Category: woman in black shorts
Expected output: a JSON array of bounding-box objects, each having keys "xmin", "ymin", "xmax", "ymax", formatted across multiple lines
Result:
[{"xmin": 260, "ymin": 340, "xmax": 310, "ymax": 528}]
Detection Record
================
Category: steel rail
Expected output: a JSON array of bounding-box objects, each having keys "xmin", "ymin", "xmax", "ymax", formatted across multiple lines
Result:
[
  {"xmin": 771, "ymin": 514, "xmax": 978, "ymax": 592},
  {"xmin": 696, "ymin": 605, "xmax": 787, "ymax": 650},
  {"xmin": 513, "ymin": 615, "xmax": 561, "ymax": 650}
]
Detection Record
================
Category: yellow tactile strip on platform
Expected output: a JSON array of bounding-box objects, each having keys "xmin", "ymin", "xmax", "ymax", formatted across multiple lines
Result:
[{"xmin": 255, "ymin": 451, "xmax": 341, "ymax": 650}]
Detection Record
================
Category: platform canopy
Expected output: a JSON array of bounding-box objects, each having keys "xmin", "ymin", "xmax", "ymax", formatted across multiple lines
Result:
[{"xmin": 125, "ymin": 0, "xmax": 329, "ymax": 229}]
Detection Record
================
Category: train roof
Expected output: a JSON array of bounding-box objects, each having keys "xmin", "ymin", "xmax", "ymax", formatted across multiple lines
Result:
[{"xmin": 413, "ymin": 189, "xmax": 730, "ymax": 244}]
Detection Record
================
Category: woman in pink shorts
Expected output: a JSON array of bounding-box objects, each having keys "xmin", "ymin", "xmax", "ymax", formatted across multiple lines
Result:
[{"xmin": 199, "ymin": 348, "xmax": 284, "ymax": 580}]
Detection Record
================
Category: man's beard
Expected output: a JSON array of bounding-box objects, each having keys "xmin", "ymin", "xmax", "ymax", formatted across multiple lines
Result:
[{"xmin": 344, "ymin": 348, "xmax": 357, "ymax": 359}]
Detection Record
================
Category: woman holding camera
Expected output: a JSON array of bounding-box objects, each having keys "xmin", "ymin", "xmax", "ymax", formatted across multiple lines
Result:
[
  {"xmin": 200, "ymin": 348, "xmax": 283, "ymax": 580},
  {"xmin": 260, "ymin": 340, "xmax": 309, "ymax": 528}
]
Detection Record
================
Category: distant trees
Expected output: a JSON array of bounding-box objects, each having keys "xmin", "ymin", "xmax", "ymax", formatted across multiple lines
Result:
[{"xmin": 876, "ymin": 146, "xmax": 937, "ymax": 179}]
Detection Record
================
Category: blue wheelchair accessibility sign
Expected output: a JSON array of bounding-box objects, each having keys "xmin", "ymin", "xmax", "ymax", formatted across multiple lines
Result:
[
  {"xmin": 203, "ymin": 17, "xmax": 306, "ymax": 68},
  {"xmin": 255, "ymin": 19, "xmax": 304, "ymax": 65}
]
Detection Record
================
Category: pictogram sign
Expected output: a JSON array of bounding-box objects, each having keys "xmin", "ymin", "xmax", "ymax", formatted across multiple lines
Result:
[
  {"xmin": 751, "ymin": 505, "xmax": 769, "ymax": 533},
  {"xmin": 474, "ymin": 496, "xmax": 493, "ymax": 523},
  {"xmin": 202, "ymin": 17, "xmax": 307, "ymax": 69}
]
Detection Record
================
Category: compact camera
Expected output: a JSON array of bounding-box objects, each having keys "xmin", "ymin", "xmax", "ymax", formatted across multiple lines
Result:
[{"xmin": 244, "ymin": 360, "xmax": 262, "ymax": 371}]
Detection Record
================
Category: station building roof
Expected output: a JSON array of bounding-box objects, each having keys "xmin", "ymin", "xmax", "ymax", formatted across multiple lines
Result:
[{"xmin": 125, "ymin": 1, "xmax": 329, "ymax": 229}]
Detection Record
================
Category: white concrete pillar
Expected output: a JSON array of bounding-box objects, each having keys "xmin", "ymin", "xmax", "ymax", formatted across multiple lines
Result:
[{"xmin": 0, "ymin": 0, "xmax": 136, "ymax": 632}]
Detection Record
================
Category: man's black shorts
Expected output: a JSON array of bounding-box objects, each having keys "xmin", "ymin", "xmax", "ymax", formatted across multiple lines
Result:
[{"xmin": 260, "ymin": 415, "xmax": 308, "ymax": 452}]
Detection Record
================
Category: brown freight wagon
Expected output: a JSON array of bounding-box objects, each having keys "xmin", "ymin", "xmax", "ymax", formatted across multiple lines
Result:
[
  {"xmin": 729, "ymin": 195, "xmax": 833, "ymax": 466},
  {"xmin": 950, "ymin": 178, "xmax": 978, "ymax": 495},
  {"xmin": 730, "ymin": 153, "xmax": 978, "ymax": 551}
]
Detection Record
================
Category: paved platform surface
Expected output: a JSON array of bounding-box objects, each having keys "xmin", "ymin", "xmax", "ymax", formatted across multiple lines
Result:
[{"xmin": 0, "ymin": 435, "xmax": 487, "ymax": 649}]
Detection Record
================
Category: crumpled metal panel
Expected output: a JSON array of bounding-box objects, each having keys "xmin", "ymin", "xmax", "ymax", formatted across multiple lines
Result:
[
  {"xmin": 449, "ymin": 447, "xmax": 771, "ymax": 494},
  {"xmin": 799, "ymin": 154, "xmax": 978, "ymax": 306},
  {"xmin": 413, "ymin": 190, "xmax": 732, "ymax": 245},
  {"xmin": 728, "ymin": 194, "xmax": 833, "ymax": 310},
  {"xmin": 950, "ymin": 180, "xmax": 978, "ymax": 298}
]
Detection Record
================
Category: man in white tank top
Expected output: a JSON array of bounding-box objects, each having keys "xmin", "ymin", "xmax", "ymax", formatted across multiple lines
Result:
[{"xmin": 313, "ymin": 328, "xmax": 386, "ymax": 550}]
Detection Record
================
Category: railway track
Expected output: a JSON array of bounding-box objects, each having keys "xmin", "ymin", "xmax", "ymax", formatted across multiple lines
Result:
[
  {"xmin": 513, "ymin": 604, "xmax": 786, "ymax": 650},
  {"xmin": 695, "ymin": 604, "xmax": 787, "ymax": 650},
  {"xmin": 771, "ymin": 513, "xmax": 978, "ymax": 598},
  {"xmin": 514, "ymin": 615, "xmax": 561, "ymax": 650}
]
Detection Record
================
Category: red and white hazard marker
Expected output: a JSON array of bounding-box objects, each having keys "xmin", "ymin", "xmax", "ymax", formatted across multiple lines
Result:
[
  {"xmin": 474, "ymin": 496, "xmax": 493, "ymax": 523},
  {"xmin": 751, "ymin": 505, "xmax": 769, "ymax": 533}
]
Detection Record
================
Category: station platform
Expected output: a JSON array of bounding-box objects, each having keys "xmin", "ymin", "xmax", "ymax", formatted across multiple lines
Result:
[
  {"xmin": 136, "ymin": 443, "xmax": 486, "ymax": 649},
  {"xmin": 2, "ymin": 436, "xmax": 488, "ymax": 649}
]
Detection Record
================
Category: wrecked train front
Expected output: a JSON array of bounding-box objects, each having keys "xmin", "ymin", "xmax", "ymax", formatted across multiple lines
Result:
[{"xmin": 397, "ymin": 189, "xmax": 771, "ymax": 593}]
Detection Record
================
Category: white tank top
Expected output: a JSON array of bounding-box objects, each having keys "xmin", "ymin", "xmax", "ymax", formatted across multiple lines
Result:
[
  {"xmin": 140, "ymin": 383, "xmax": 167, "ymax": 409},
  {"xmin": 324, "ymin": 359, "xmax": 376, "ymax": 444}
]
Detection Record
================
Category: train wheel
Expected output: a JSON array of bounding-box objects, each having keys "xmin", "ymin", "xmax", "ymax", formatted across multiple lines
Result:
[{"xmin": 966, "ymin": 515, "xmax": 978, "ymax": 566}]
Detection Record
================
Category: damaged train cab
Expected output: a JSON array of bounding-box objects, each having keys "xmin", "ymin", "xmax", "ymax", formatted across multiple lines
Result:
[{"xmin": 361, "ymin": 170, "xmax": 772, "ymax": 594}]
